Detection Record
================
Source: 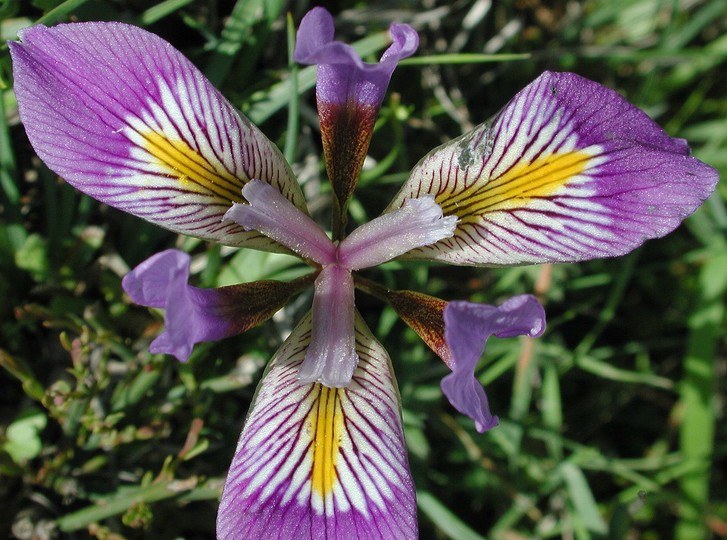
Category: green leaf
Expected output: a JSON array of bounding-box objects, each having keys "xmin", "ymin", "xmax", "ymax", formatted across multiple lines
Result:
[
  {"xmin": 417, "ymin": 490, "xmax": 487, "ymax": 540},
  {"xmin": 560, "ymin": 462, "xmax": 608, "ymax": 535},
  {"xmin": 14, "ymin": 233, "xmax": 49, "ymax": 282},
  {"xmin": 56, "ymin": 477, "xmax": 223, "ymax": 531},
  {"xmin": 2, "ymin": 408, "xmax": 47, "ymax": 463},
  {"xmin": 677, "ymin": 249, "xmax": 726, "ymax": 538},
  {"xmin": 0, "ymin": 350, "xmax": 45, "ymax": 401},
  {"xmin": 36, "ymin": 0, "xmax": 93, "ymax": 25},
  {"xmin": 138, "ymin": 0, "xmax": 195, "ymax": 25}
]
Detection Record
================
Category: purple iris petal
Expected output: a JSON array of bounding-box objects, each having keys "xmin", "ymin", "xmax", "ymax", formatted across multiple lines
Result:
[
  {"xmin": 123, "ymin": 249, "xmax": 305, "ymax": 362},
  {"xmin": 294, "ymin": 7, "xmax": 418, "ymax": 107},
  {"xmin": 387, "ymin": 71, "xmax": 719, "ymax": 266},
  {"xmin": 218, "ymin": 312, "xmax": 416, "ymax": 539},
  {"xmin": 442, "ymin": 295, "xmax": 546, "ymax": 432},
  {"xmin": 10, "ymin": 22, "xmax": 303, "ymax": 249},
  {"xmin": 123, "ymin": 250, "xmax": 208, "ymax": 361},
  {"xmin": 224, "ymin": 180, "xmax": 336, "ymax": 265},
  {"xmin": 294, "ymin": 7, "xmax": 419, "ymax": 228}
]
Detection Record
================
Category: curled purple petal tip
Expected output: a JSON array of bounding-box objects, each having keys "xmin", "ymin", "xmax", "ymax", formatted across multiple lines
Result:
[
  {"xmin": 123, "ymin": 249, "xmax": 302, "ymax": 362},
  {"xmin": 123, "ymin": 250, "xmax": 198, "ymax": 361},
  {"xmin": 441, "ymin": 295, "xmax": 546, "ymax": 432},
  {"xmin": 294, "ymin": 6, "xmax": 418, "ymax": 107}
]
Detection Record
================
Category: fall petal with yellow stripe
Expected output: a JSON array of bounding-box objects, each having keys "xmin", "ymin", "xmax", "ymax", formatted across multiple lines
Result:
[
  {"xmin": 217, "ymin": 312, "xmax": 417, "ymax": 540},
  {"xmin": 387, "ymin": 71, "xmax": 717, "ymax": 266},
  {"xmin": 9, "ymin": 22, "xmax": 305, "ymax": 251}
]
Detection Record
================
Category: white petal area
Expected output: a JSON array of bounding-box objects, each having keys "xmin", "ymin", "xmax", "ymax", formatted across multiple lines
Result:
[{"xmin": 217, "ymin": 312, "xmax": 417, "ymax": 540}]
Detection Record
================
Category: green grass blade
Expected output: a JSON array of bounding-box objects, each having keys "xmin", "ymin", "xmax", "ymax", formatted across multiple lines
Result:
[
  {"xmin": 138, "ymin": 0, "xmax": 196, "ymax": 25},
  {"xmin": 0, "ymin": 89, "xmax": 27, "ymax": 252},
  {"xmin": 560, "ymin": 462, "xmax": 608, "ymax": 535},
  {"xmin": 283, "ymin": 12, "xmax": 299, "ymax": 164},
  {"xmin": 56, "ymin": 477, "xmax": 223, "ymax": 531},
  {"xmin": 417, "ymin": 490, "xmax": 488, "ymax": 540},
  {"xmin": 400, "ymin": 53, "xmax": 530, "ymax": 65},
  {"xmin": 36, "ymin": 0, "xmax": 92, "ymax": 25},
  {"xmin": 676, "ymin": 249, "xmax": 727, "ymax": 538},
  {"xmin": 204, "ymin": 0, "xmax": 285, "ymax": 88}
]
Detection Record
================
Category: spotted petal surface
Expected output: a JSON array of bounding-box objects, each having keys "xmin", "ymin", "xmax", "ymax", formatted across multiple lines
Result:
[
  {"xmin": 217, "ymin": 312, "xmax": 416, "ymax": 540},
  {"xmin": 10, "ymin": 22, "xmax": 305, "ymax": 249},
  {"xmin": 386, "ymin": 71, "xmax": 718, "ymax": 266}
]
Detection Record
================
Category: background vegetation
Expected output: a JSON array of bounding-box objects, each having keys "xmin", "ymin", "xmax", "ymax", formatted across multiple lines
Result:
[{"xmin": 1, "ymin": 0, "xmax": 725, "ymax": 538}]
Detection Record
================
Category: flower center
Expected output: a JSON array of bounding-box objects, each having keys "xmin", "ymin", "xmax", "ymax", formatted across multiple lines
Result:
[{"xmin": 224, "ymin": 179, "xmax": 458, "ymax": 387}]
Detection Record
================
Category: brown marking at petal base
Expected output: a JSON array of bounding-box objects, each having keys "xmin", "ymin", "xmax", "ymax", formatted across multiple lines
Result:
[
  {"xmin": 318, "ymin": 102, "xmax": 378, "ymax": 230},
  {"xmin": 197, "ymin": 273, "xmax": 317, "ymax": 335},
  {"xmin": 386, "ymin": 290, "xmax": 453, "ymax": 367}
]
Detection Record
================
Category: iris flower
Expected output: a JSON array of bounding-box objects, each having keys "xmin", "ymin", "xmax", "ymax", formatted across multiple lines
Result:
[{"xmin": 10, "ymin": 7, "xmax": 717, "ymax": 539}]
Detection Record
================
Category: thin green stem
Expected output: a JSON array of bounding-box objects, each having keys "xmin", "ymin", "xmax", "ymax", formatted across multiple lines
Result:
[
  {"xmin": 352, "ymin": 274, "xmax": 391, "ymax": 303},
  {"xmin": 284, "ymin": 13, "xmax": 300, "ymax": 164},
  {"xmin": 676, "ymin": 249, "xmax": 726, "ymax": 539}
]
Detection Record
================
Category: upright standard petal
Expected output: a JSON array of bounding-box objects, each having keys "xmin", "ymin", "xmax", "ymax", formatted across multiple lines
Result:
[
  {"xmin": 294, "ymin": 7, "xmax": 418, "ymax": 108},
  {"xmin": 11, "ymin": 22, "xmax": 306, "ymax": 250},
  {"xmin": 122, "ymin": 250, "xmax": 314, "ymax": 361},
  {"xmin": 217, "ymin": 312, "xmax": 417, "ymax": 540},
  {"xmin": 295, "ymin": 7, "xmax": 419, "ymax": 233},
  {"xmin": 387, "ymin": 71, "xmax": 719, "ymax": 265},
  {"xmin": 442, "ymin": 296, "xmax": 545, "ymax": 432}
]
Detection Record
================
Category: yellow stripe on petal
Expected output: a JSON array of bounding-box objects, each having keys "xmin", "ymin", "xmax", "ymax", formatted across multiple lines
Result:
[
  {"xmin": 438, "ymin": 150, "xmax": 591, "ymax": 219},
  {"xmin": 142, "ymin": 131, "xmax": 244, "ymax": 201},
  {"xmin": 217, "ymin": 312, "xmax": 417, "ymax": 539},
  {"xmin": 310, "ymin": 385, "xmax": 344, "ymax": 498},
  {"xmin": 387, "ymin": 70, "xmax": 716, "ymax": 267},
  {"xmin": 384, "ymin": 76, "xmax": 612, "ymax": 266},
  {"xmin": 11, "ymin": 22, "xmax": 306, "ymax": 249}
]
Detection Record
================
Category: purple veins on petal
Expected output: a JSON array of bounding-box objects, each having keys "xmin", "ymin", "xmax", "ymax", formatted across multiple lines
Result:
[
  {"xmin": 442, "ymin": 295, "xmax": 546, "ymax": 432},
  {"xmin": 123, "ymin": 249, "xmax": 311, "ymax": 362},
  {"xmin": 10, "ymin": 22, "xmax": 304, "ymax": 250},
  {"xmin": 387, "ymin": 71, "xmax": 719, "ymax": 266},
  {"xmin": 217, "ymin": 312, "xmax": 417, "ymax": 540},
  {"xmin": 339, "ymin": 196, "xmax": 457, "ymax": 270}
]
